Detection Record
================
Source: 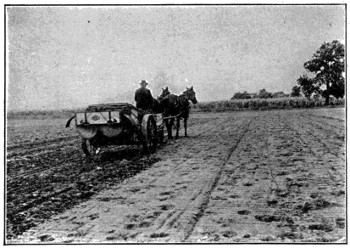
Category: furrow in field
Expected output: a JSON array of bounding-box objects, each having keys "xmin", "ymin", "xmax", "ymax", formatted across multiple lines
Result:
[
  {"xmin": 288, "ymin": 113, "xmax": 345, "ymax": 161},
  {"xmin": 6, "ymin": 114, "xmax": 237, "ymax": 241},
  {"xmin": 7, "ymin": 110, "xmax": 346, "ymax": 243},
  {"xmin": 7, "ymin": 135, "xmax": 80, "ymax": 151},
  {"xmin": 187, "ymin": 114, "xmax": 275, "ymax": 242},
  {"xmin": 7, "ymin": 147, "xmax": 82, "ymax": 178},
  {"xmin": 304, "ymin": 110, "xmax": 345, "ymax": 122},
  {"xmin": 299, "ymin": 113, "xmax": 345, "ymax": 142},
  {"xmin": 181, "ymin": 116, "xmax": 256, "ymax": 241},
  {"xmin": 187, "ymin": 111, "xmax": 345, "ymax": 243},
  {"xmin": 6, "ymin": 137, "xmax": 80, "ymax": 160},
  {"xmin": 6, "ymin": 146, "xmax": 160, "ymax": 240},
  {"xmin": 11, "ymin": 114, "xmax": 254, "ymax": 243},
  {"xmin": 268, "ymin": 113, "xmax": 346, "ymax": 242}
]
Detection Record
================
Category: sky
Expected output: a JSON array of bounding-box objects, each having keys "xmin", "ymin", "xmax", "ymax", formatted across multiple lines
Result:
[{"xmin": 6, "ymin": 5, "xmax": 345, "ymax": 111}]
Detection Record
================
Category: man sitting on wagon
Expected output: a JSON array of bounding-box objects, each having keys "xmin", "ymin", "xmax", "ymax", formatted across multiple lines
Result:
[
  {"xmin": 135, "ymin": 80, "xmax": 154, "ymax": 113},
  {"xmin": 134, "ymin": 80, "xmax": 156, "ymax": 140}
]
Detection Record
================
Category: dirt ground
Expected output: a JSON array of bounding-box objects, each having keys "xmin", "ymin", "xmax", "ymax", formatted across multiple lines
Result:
[{"xmin": 6, "ymin": 108, "xmax": 346, "ymax": 243}]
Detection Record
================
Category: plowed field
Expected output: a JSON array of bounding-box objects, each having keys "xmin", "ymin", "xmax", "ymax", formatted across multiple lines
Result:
[{"xmin": 6, "ymin": 108, "xmax": 346, "ymax": 243}]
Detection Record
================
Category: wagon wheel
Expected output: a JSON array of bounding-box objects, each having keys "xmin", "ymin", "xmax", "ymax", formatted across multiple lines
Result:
[
  {"xmin": 82, "ymin": 138, "xmax": 99, "ymax": 156},
  {"xmin": 143, "ymin": 118, "xmax": 157, "ymax": 153}
]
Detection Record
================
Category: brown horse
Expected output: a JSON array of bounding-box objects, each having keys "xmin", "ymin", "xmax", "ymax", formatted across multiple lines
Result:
[{"xmin": 158, "ymin": 87, "xmax": 198, "ymax": 139}]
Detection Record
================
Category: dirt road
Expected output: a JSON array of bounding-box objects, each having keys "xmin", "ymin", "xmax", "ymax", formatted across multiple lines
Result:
[{"xmin": 7, "ymin": 109, "xmax": 346, "ymax": 243}]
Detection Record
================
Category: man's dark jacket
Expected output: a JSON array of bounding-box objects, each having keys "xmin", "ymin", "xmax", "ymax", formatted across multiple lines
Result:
[{"xmin": 135, "ymin": 87, "xmax": 153, "ymax": 110}]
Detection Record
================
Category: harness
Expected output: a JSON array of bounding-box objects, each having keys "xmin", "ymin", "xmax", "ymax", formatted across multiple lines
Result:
[{"xmin": 162, "ymin": 94, "xmax": 191, "ymax": 120}]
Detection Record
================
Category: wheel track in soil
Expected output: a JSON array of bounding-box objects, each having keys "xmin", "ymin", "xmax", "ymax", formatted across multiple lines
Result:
[
  {"xmin": 263, "ymin": 117, "xmax": 280, "ymax": 190},
  {"xmin": 300, "ymin": 113, "xmax": 345, "ymax": 135},
  {"xmin": 278, "ymin": 114, "xmax": 345, "ymax": 199},
  {"xmin": 9, "ymin": 111, "xmax": 346, "ymax": 242},
  {"xmin": 269, "ymin": 113, "xmax": 345, "ymax": 241},
  {"xmin": 262, "ymin": 112, "xmax": 344, "ymax": 240},
  {"xmin": 185, "ymin": 111, "xmax": 345, "ymax": 242},
  {"xmin": 6, "ymin": 114, "xmax": 234, "ymax": 239},
  {"xmin": 184, "ymin": 113, "xmax": 280, "ymax": 241},
  {"xmin": 182, "ymin": 116, "xmax": 257, "ymax": 241},
  {"xmin": 289, "ymin": 114, "xmax": 344, "ymax": 160},
  {"xmin": 89, "ymin": 116, "xmax": 247, "ymax": 241},
  {"xmin": 303, "ymin": 113, "xmax": 344, "ymax": 122},
  {"xmin": 288, "ymin": 114, "xmax": 345, "ymax": 162},
  {"xmin": 135, "ymin": 115, "xmax": 253, "ymax": 241}
]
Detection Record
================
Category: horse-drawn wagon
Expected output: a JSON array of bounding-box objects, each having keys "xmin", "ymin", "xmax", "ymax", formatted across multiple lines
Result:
[{"xmin": 66, "ymin": 103, "xmax": 164, "ymax": 156}]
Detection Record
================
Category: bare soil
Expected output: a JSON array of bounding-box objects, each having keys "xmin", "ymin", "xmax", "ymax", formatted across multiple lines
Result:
[{"xmin": 6, "ymin": 108, "xmax": 346, "ymax": 243}]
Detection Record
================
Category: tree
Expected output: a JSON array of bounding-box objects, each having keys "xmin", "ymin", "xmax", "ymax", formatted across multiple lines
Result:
[
  {"xmin": 272, "ymin": 91, "xmax": 289, "ymax": 98},
  {"xmin": 328, "ymin": 76, "xmax": 345, "ymax": 99},
  {"xmin": 290, "ymin": 86, "xmax": 301, "ymax": 97},
  {"xmin": 258, "ymin": 89, "xmax": 272, "ymax": 99},
  {"xmin": 297, "ymin": 75, "xmax": 317, "ymax": 98},
  {"xmin": 302, "ymin": 40, "xmax": 345, "ymax": 105},
  {"xmin": 231, "ymin": 91, "xmax": 251, "ymax": 100}
]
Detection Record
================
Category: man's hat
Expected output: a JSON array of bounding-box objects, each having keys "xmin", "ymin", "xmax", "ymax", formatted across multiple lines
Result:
[{"xmin": 140, "ymin": 80, "xmax": 148, "ymax": 86}]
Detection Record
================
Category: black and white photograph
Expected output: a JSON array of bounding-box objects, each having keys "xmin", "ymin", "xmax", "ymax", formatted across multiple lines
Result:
[{"xmin": 4, "ymin": 3, "xmax": 346, "ymax": 244}]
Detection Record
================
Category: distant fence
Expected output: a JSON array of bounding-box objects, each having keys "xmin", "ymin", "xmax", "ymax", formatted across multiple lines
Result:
[{"xmin": 191, "ymin": 97, "xmax": 345, "ymax": 112}]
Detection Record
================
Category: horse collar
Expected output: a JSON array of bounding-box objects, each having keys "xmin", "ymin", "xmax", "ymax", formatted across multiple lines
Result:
[{"xmin": 179, "ymin": 94, "xmax": 188, "ymax": 100}]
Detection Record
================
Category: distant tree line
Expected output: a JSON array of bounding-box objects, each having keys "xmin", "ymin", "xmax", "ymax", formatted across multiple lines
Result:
[
  {"xmin": 231, "ymin": 89, "xmax": 289, "ymax": 100},
  {"xmin": 232, "ymin": 40, "xmax": 344, "ymax": 104},
  {"xmin": 292, "ymin": 40, "xmax": 345, "ymax": 105}
]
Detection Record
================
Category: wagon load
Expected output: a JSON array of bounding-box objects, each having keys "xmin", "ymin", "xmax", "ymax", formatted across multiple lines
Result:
[{"xmin": 66, "ymin": 103, "xmax": 164, "ymax": 156}]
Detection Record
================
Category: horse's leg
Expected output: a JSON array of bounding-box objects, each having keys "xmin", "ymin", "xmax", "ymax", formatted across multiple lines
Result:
[
  {"xmin": 167, "ymin": 118, "xmax": 173, "ymax": 139},
  {"xmin": 165, "ymin": 119, "xmax": 170, "ymax": 139},
  {"xmin": 184, "ymin": 117, "xmax": 188, "ymax": 137},
  {"xmin": 175, "ymin": 116, "xmax": 180, "ymax": 139}
]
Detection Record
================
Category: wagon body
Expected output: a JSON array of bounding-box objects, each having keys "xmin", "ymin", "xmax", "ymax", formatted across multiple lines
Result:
[
  {"xmin": 67, "ymin": 103, "xmax": 164, "ymax": 156},
  {"xmin": 75, "ymin": 103, "xmax": 139, "ymax": 145}
]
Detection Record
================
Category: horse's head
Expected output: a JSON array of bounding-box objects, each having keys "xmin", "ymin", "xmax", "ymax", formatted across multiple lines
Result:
[
  {"xmin": 183, "ymin": 86, "xmax": 198, "ymax": 104},
  {"xmin": 158, "ymin": 87, "xmax": 170, "ymax": 100}
]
